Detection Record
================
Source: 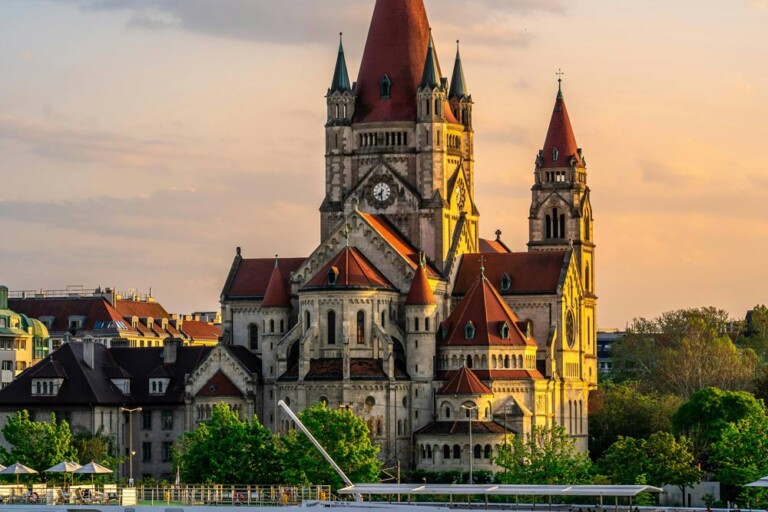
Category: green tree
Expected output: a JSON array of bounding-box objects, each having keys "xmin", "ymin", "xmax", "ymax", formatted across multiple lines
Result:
[
  {"xmin": 280, "ymin": 403, "xmax": 380, "ymax": 489},
  {"xmin": 672, "ymin": 387, "xmax": 765, "ymax": 468},
  {"xmin": 598, "ymin": 432, "xmax": 702, "ymax": 497},
  {"xmin": 0, "ymin": 410, "xmax": 76, "ymax": 476},
  {"xmin": 710, "ymin": 413, "xmax": 768, "ymax": 504},
  {"xmin": 176, "ymin": 403, "xmax": 283, "ymax": 484},
  {"xmin": 495, "ymin": 425, "xmax": 592, "ymax": 484},
  {"xmin": 589, "ymin": 381, "xmax": 681, "ymax": 460},
  {"xmin": 72, "ymin": 428, "xmax": 121, "ymax": 477}
]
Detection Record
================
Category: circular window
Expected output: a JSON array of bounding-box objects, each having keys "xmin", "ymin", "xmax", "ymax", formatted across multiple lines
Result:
[
  {"xmin": 365, "ymin": 396, "xmax": 376, "ymax": 407},
  {"xmin": 566, "ymin": 310, "xmax": 576, "ymax": 348}
]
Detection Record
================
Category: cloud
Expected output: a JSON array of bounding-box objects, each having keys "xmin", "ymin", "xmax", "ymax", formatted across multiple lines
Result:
[{"xmin": 637, "ymin": 159, "xmax": 692, "ymax": 186}]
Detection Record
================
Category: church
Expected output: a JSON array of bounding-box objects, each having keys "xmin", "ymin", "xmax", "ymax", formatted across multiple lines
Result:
[{"xmin": 220, "ymin": 0, "xmax": 597, "ymax": 471}]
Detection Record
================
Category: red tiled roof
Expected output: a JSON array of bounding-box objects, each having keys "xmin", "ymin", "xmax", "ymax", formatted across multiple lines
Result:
[
  {"xmin": 437, "ymin": 369, "xmax": 545, "ymax": 380},
  {"xmin": 9, "ymin": 297, "xmax": 128, "ymax": 333},
  {"xmin": 479, "ymin": 238, "xmax": 510, "ymax": 254},
  {"xmin": 261, "ymin": 263, "xmax": 291, "ymax": 307},
  {"xmin": 354, "ymin": 0, "xmax": 458, "ymax": 124},
  {"xmin": 181, "ymin": 321, "xmax": 221, "ymax": 341},
  {"xmin": 303, "ymin": 247, "xmax": 396, "ymax": 291},
  {"xmin": 437, "ymin": 367, "xmax": 491, "ymax": 395},
  {"xmin": 416, "ymin": 421, "xmax": 510, "ymax": 435},
  {"xmin": 228, "ymin": 257, "xmax": 306, "ymax": 299},
  {"xmin": 455, "ymin": 252, "xmax": 567, "ymax": 296},
  {"xmin": 441, "ymin": 276, "xmax": 537, "ymax": 347},
  {"xmin": 279, "ymin": 358, "xmax": 409, "ymax": 381},
  {"xmin": 406, "ymin": 264, "xmax": 436, "ymax": 305},
  {"xmin": 196, "ymin": 370, "xmax": 243, "ymax": 397},
  {"xmin": 115, "ymin": 300, "xmax": 170, "ymax": 320},
  {"xmin": 360, "ymin": 213, "xmax": 439, "ymax": 277},
  {"xmin": 540, "ymin": 89, "xmax": 583, "ymax": 168}
]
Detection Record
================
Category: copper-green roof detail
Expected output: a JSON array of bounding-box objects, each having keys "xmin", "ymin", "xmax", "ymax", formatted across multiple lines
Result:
[
  {"xmin": 330, "ymin": 33, "xmax": 352, "ymax": 93},
  {"xmin": 448, "ymin": 41, "xmax": 468, "ymax": 100},
  {"xmin": 419, "ymin": 31, "xmax": 441, "ymax": 89}
]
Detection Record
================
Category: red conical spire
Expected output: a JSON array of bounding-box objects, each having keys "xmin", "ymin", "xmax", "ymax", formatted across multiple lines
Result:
[
  {"xmin": 540, "ymin": 78, "xmax": 583, "ymax": 169},
  {"xmin": 261, "ymin": 258, "xmax": 291, "ymax": 308},
  {"xmin": 354, "ymin": 0, "xmax": 431, "ymax": 123},
  {"xmin": 406, "ymin": 260, "xmax": 436, "ymax": 306}
]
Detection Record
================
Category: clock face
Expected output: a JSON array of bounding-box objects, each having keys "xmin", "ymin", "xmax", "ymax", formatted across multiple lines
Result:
[
  {"xmin": 566, "ymin": 310, "xmax": 576, "ymax": 348},
  {"xmin": 456, "ymin": 182, "xmax": 466, "ymax": 210},
  {"xmin": 373, "ymin": 182, "xmax": 391, "ymax": 202}
]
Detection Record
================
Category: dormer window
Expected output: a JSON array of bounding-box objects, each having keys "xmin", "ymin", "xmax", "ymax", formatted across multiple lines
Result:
[
  {"xmin": 32, "ymin": 378, "xmax": 63, "ymax": 396},
  {"xmin": 464, "ymin": 321, "xmax": 476, "ymax": 341},
  {"xmin": 552, "ymin": 147, "xmax": 559, "ymax": 162},
  {"xmin": 440, "ymin": 324, "xmax": 449, "ymax": 340},
  {"xmin": 380, "ymin": 75, "xmax": 391, "ymax": 99},
  {"xmin": 327, "ymin": 267, "xmax": 340, "ymax": 286},
  {"xmin": 111, "ymin": 378, "xmax": 131, "ymax": 395},
  {"xmin": 149, "ymin": 378, "xmax": 170, "ymax": 395},
  {"xmin": 500, "ymin": 273, "xmax": 512, "ymax": 292},
  {"xmin": 499, "ymin": 322, "xmax": 510, "ymax": 340}
]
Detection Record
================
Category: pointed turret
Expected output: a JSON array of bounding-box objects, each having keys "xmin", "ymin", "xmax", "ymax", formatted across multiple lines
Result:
[
  {"xmin": 420, "ymin": 31, "xmax": 441, "ymax": 89},
  {"xmin": 448, "ymin": 41, "xmax": 468, "ymax": 100},
  {"xmin": 261, "ymin": 258, "xmax": 291, "ymax": 308},
  {"xmin": 539, "ymin": 79, "xmax": 583, "ymax": 169},
  {"xmin": 406, "ymin": 261, "xmax": 436, "ymax": 306},
  {"xmin": 329, "ymin": 33, "xmax": 351, "ymax": 93}
]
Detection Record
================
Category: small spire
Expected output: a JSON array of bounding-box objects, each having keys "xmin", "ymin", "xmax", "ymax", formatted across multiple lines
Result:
[
  {"xmin": 449, "ymin": 40, "xmax": 469, "ymax": 100},
  {"xmin": 495, "ymin": 229, "xmax": 502, "ymax": 242},
  {"xmin": 330, "ymin": 32, "xmax": 351, "ymax": 93},
  {"xmin": 274, "ymin": 254, "xmax": 279, "ymax": 268},
  {"xmin": 556, "ymin": 68, "xmax": 564, "ymax": 100},
  {"xmin": 479, "ymin": 255, "xmax": 486, "ymax": 279},
  {"xmin": 420, "ymin": 29, "xmax": 441, "ymax": 89},
  {"xmin": 344, "ymin": 224, "xmax": 351, "ymax": 247}
]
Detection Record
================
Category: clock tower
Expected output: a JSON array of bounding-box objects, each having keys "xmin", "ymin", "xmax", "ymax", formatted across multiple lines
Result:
[{"xmin": 320, "ymin": 0, "xmax": 478, "ymax": 272}]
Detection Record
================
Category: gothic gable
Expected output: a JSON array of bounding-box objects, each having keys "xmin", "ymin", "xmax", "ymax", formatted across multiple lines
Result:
[
  {"xmin": 186, "ymin": 345, "xmax": 254, "ymax": 399},
  {"xmin": 345, "ymin": 161, "xmax": 422, "ymax": 214},
  {"xmin": 196, "ymin": 371, "xmax": 243, "ymax": 398}
]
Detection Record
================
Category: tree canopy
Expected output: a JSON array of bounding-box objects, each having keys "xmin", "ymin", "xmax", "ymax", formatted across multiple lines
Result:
[
  {"xmin": 0, "ymin": 410, "xmax": 76, "ymax": 474},
  {"xmin": 495, "ymin": 425, "xmax": 592, "ymax": 484},
  {"xmin": 176, "ymin": 404, "xmax": 283, "ymax": 484},
  {"xmin": 281, "ymin": 403, "xmax": 380, "ymax": 489},
  {"xmin": 710, "ymin": 411, "xmax": 768, "ymax": 503}
]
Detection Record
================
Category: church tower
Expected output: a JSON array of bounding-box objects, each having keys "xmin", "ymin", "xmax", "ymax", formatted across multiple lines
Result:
[
  {"xmin": 528, "ymin": 78, "xmax": 596, "ymax": 388},
  {"xmin": 319, "ymin": 0, "xmax": 478, "ymax": 272}
]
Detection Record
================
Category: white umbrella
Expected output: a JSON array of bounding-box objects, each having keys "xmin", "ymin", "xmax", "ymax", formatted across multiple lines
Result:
[
  {"xmin": 746, "ymin": 477, "xmax": 768, "ymax": 487},
  {"xmin": 45, "ymin": 461, "xmax": 82, "ymax": 488},
  {"xmin": 74, "ymin": 461, "xmax": 113, "ymax": 486},
  {"xmin": 0, "ymin": 462, "xmax": 38, "ymax": 485}
]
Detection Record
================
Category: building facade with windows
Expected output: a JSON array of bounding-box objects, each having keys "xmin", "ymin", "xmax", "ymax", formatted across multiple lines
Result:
[
  {"xmin": 0, "ymin": 286, "xmax": 50, "ymax": 389},
  {"xmin": 220, "ymin": 0, "xmax": 598, "ymax": 471}
]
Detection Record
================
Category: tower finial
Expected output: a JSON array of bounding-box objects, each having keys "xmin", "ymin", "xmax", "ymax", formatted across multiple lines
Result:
[
  {"xmin": 479, "ymin": 255, "xmax": 486, "ymax": 279},
  {"xmin": 556, "ymin": 68, "xmax": 564, "ymax": 99},
  {"xmin": 274, "ymin": 254, "xmax": 279, "ymax": 268},
  {"xmin": 344, "ymin": 224, "xmax": 351, "ymax": 247},
  {"xmin": 330, "ymin": 31, "xmax": 351, "ymax": 93}
]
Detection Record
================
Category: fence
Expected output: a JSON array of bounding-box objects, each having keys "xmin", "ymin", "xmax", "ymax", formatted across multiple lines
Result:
[{"xmin": 137, "ymin": 484, "xmax": 333, "ymax": 506}]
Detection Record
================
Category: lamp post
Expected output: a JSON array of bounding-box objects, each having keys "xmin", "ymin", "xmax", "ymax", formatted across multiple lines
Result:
[
  {"xmin": 460, "ymin": 404, "xmax": 478, "ymax": 484},
  {"xmin": 120, "ymin": 407, "xmax": 142, "ymax": 486}
]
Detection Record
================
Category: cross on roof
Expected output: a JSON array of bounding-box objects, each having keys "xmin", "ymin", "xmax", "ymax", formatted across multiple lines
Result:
[{"xmin": 479, "ymin": 255, "xmax": 486, "ymax": 278}]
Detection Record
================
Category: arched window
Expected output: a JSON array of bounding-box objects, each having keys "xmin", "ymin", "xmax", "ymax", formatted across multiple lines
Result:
[
  {"xmin": 552, "ymin": 208, "xmax": 559, "ymax": 238},
  {"xmin": 518, "ymin": 355, "xmax": 524, "ymax": 368},
  {"xmin": 36, "ymin": 381, "xmax": 41, "ymax": 394},
  {"xmin": 500, "ymin": 273, "xmax": 512, "ymax": 292},
  {"xmin": 546, "ymin": 214, "xmax": 552, "ymax": 239},
  {"xmin": 380, "ymin": 75, "xmax": 391, "ymax": 99},
  {"xmin": 376, "ymin": 419, "xmax": 383, "ymax": 436},
  {"xmin": 269, "ymin": 319, "xmax": 275, "ymax": 333},
  {"xmin": 464, "ymin": 321, "xmax": 476, "ymax": 340},
  {"xmin": 434, "ymin": 98, "xmax": 441, "ymax": 117},
  {"xmin": 249, "ymin": 324, "xmax": 259, "ymax": 350},
  {"xmin": 443, "ymin": 445, "xmax": 451, "ymax": 460},
  {"xmin": 499, "ymin": 322, "xmax": 510, "ymax": 339},
  {"xmin": 453, "ymin": 445, "xmax": 461, "ymax": 459},
  {"xmin": 585, "ymin": 263, "xmax": 591, "ymax": 292},
  {"xmin": 414, "ymin": 317, "xmax": 420, "ymax": 332},
  {"xmin": 492, "ymin": 355, "xmax": 497, "ymax": 368},
  {"xmin": 356, "ymin": 311, "xmax": 365, "ymax": 344},
  {"xmin": 305, "ymin": 311, "xmax": 311, "ymax": 331},
  {"xmin": 280, "ymin": 319, "xmax": 284, "ymax": 333},
  {"xmin": 484, "ymin": 444, "xmax": 492, "ymax": 459},
  {"xmin": 427, "ymin": 445, "xmax": 432, "ymax": 459},
  {"xmin": 445, "ymin": 406, "xmax": 451, "ymax": 419},
  {"xmin": 504, "ymin": 355, "xmax": 510, "ymax": 369},
  {"xmin": 560, "ymin": 214, "xmax": 566, "ymax": 239},
  {"xmin": 584, "ymin": 215, "xmax": 591, "ymax": 241},
  {"xmin": 381, "ymin": 310, "xmax": 386, "ymax": 327},
  {"xmin": 425, "ymin": 317, "xmax": 430, "ymax": 331},
  {"xmin": 43, "ymin": 381, "xmax": 48, "ymax": 394},
  {"xmin": 474, "ymin": 444, "xmax": 482, "ymax": 459},
  {"xmin": 466, "ymin": 355, "xmax": 473, "ymax": 369},
  {"xmin": 327, "ymin": 311, "xmax": 336, "ymax": 345}
]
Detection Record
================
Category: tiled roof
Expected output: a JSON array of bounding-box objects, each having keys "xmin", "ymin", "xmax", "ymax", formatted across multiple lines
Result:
[
  {"xmin": 353, "ymin": 0, "xmax": 458, "ymax": 124},
  {"xmin": 223, "ymin": 345, "xmax": 263, "ymax": 376},
  {"xmin": 360, "ymin": 214, "xmax": 439, "ymax": 277},
  {"xmin": 180, "ymin": 321, "xmax": 221, "ymax": 341},
  {"xmin": 29, "ymin": 360, "xmax": 67, "ymax": 379},
  {"xmin": 406, "ymin": 264, "xmax": 436, "ymax": 306},
  {"xmin": 115, "ymin": 300, "xmax": 170, "ymax": 320},
  {"xmin": 436, "ymin": 369, "xmax": 545, "ymax": 380},
  {"xmin": 227, "ymin": 257, "xmax": 306, "ymax": 299},
  {"xmin": 454, "ymin": 252, "xmax": 567, "ymax": 296},
  {"xmin": 261, "ymin": 264, "xmax": 292, "ymax": 307},
  {"xmin": 9, "ymin": 297, "xmax": 128, "ymax": 333},
  {"xmin": 437, "ymin": 367, "xmax": 491, "ymax": 395},
  {"xmin": 540, "ymin": 87, "xmax": 583, "ymax": 169},
  {"xmin": 441, "ymin": 276, "xmax": 537, "ymax": 347},
  {"xmin": 279, "ymin": 358, "xmax": 409, "ymax": 382},
  {"xmin": 302, "ymin": 247, "xmax": 397, "ymax": 291},
  {"xmin": 196, "ymin": 370, "xmax": 243, "ymax": 397},
  {"xmin": 479, "ymin": 238, "xmax": 510, "ymax": 254},
  {"xmin": 416, "ymin": 421, "xmax": 510, "ymax": 435}
]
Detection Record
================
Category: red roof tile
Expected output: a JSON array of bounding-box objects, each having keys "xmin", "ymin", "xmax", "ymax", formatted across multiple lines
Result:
[
  {"xmin": 406, "ymin": 263, "xmax": 436, "ymax": 305},
  {"xmin": 261, "ymin": 263, "xmax": 292, "ymax": 307},
  {"xmin": 303, "ymin": 246, "xmax": 397, "ymax": 291},
  {"xmin": 354, "ymin": 0, "xmax": 458, "ymax": 124},
  {"xmin": 455, "ymin": 252, "xmax": 567, "ymax": 296},
  {"xmin": 181, "ymin": 321, "xmax": 221, "ymax": 341},
  {"xmin": 479, "ymin": 238, "xmax": 510, "ymax": 254},
  {"xmin": 540, "ymin": 88, "xmax": 583, "ymax": 168},
  {"xmin": 9, "ymin": 297, "xmax": 128, "ymax": 333},
  {"xmin": 360, "ymin": 213, "xmax": 439, "ymax": 277},
  {"xmin": 441, "ymin": 276, "xmax": 537, "ymax": 347},
  {"xmin": 437, "ymin": 367, "xmax": 491, "ymax": 395},
  {"xmin": 228, "ymin": 257, "xmax": 306, "ymax": 299},
  {"xmin": 437, "ymin": 369, "xmax": 545, "ymax": 380},
  {"xmin": 416, "ymin": 421, "xmax": 510, "ymax": 435},
  {"xmin": 115, "ymin": 300, "xmax": 170, "ymax": 320},
  {"xmin": 196, "ymin": 370, "xmax": 243, "ymax": 397}
]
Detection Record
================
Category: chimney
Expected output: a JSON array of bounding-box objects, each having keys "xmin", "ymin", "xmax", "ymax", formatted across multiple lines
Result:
[
  {"xmin": 0, "ymin": 286, "xmax": 8, "ymax": 310},
  {"xmin": 82, "ymin": 336, "xmax": 95, "ymax": 369},
  {"xmin": 163, "ymin": 337, "xmax": 179, "ymax": 365}
]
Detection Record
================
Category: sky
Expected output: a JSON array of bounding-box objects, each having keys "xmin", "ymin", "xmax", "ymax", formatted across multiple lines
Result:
[{"xmin": 1, "ymin": 0, "xmax": 766, "ymax": 328}]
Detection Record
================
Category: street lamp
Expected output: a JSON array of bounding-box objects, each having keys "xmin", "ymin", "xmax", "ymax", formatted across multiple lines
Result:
[
  {"xmin": 120, "ymin": 407, "xmax": 142, "ymax": 486},
  {"xmin": 460, "ymin": 404, "xmax": 478, "ymax": 484}
]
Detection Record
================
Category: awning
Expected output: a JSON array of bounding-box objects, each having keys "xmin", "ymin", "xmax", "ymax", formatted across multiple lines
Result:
[{"xmin": 337, "ymin": 484, "xmax": 663, "ymax": 497}]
